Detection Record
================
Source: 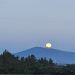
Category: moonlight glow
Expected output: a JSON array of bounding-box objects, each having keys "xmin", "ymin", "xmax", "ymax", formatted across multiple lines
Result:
[{"xmin": 45, "ymin": 43, "xmax": 52, "ymax": 48}]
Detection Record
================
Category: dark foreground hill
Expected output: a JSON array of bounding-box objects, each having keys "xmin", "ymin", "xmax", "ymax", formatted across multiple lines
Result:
[
  {"xmin": 15, "ymin": 47, "xmax": 75, "ymax": 64},
  {"xmin": 0, "ymin": 50, "xmax": 75, "ymax": 74}
]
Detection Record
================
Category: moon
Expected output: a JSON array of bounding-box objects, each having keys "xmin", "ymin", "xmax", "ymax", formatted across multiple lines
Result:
[{"xmin": 45, "ymin": 43, "xmax": 52, "ymax": 48}]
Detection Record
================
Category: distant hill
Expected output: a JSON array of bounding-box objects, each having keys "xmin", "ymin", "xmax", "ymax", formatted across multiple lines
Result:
[{"xmin": 15, "ymin": 47, "xmax": 75, "ymax": 64}]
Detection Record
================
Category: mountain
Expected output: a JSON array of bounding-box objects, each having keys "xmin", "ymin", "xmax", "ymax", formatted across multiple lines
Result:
[{"xmin": 15, "ymin": 47, "xmax": 75, "ymax": 64}]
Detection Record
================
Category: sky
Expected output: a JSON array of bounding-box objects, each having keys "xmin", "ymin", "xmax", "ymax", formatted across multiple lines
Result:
[{"xmin": 0, "ymin": 0, "xmax": 75, "ymax": 53}]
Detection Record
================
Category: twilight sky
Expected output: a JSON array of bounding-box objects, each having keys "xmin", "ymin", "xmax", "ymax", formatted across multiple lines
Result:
[{"xmin": 0, "ymin": 0, "xmax": 75, "ymax": 53}]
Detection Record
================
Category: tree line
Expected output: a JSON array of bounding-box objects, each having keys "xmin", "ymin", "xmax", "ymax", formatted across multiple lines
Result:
[{"xmin": 0, "ymin": 50, "xmax": 75, "ymax": 75}]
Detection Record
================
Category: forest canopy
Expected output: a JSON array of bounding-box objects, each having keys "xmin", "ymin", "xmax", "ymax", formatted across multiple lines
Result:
[{"xmin": 0, "ymin": 50, "xmax": 75, "ymax": 75}]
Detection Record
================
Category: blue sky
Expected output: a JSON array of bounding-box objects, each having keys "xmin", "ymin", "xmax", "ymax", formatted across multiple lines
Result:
[{"xmin": 0, "ymin": 0, "xmax": 75, "ymax": 53}]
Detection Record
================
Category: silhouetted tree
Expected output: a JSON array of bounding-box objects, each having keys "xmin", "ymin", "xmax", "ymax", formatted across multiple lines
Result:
[{"xmin": 0, "ymin": 50, "xmax": 75, "ymax": 74}]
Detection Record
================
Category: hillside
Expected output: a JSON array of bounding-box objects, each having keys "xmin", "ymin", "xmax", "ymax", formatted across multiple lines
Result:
[{"xmin": 15, "ymin": 47, "xmax": 75, "ymax": 64}]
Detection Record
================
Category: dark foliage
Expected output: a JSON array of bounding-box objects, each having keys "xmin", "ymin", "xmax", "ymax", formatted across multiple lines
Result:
[{"xmin": 0, "ymin": 50, "xmax": 75, "ymax": 74}]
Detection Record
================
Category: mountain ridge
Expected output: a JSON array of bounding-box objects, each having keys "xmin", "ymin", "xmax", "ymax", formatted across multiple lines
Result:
[
  {"xmin": 15, "ymin": 47, "xmax": 75, "ymax": 64},
  {"xmin": 16, "ymin": 47, "xmax": 75, "ymax": 53}
]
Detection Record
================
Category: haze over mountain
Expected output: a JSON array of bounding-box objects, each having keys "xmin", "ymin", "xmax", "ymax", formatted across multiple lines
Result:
[{"xmin": 15, "ymin": 47, "xmax": 75, "ymax": 64}]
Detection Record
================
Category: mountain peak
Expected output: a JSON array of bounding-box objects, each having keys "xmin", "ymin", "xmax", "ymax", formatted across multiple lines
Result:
[
  {"xmin": 30, "ymin": 47, "xmax": 54, "ymax": 50},
  {"xmin": 15, "ymin": 47, "xmax": 75, "ymax": 64}
]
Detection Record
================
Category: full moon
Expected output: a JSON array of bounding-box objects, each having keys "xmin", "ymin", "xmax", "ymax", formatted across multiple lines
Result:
[{"xmin": 45, "ymin": 43, "xmax": 52, "ymax": 48}]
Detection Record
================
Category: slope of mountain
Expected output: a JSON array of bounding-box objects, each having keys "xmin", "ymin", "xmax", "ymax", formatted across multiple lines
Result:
[{"xmin": 15, "ymin": 47, "xmax": 75, "ymax": 64}]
